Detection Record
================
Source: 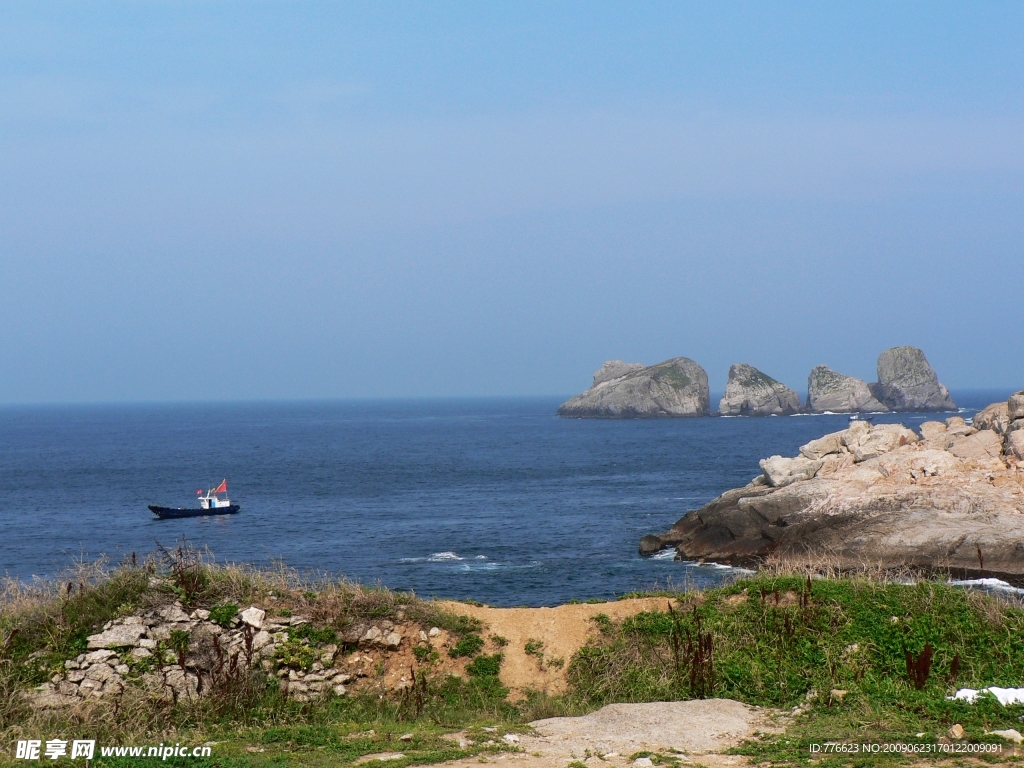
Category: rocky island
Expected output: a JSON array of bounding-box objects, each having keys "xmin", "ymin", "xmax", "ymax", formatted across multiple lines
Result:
[
  {"xmin": 718, "ymin": 363, "xmax": 800, "ymax": 416},
  {"xmin": 640, "ymin": 391, "xmax": 1024, "ymax": 579},
  {"xmin": 876, "ymin": 345, "xmax": 956, "ymax": 411},
  {"xmin": 556, "ymin": 357, "xmax": 710, "ymax": 418},
  {"xmin": 806, "ymin": 365, "xmax": 888, "ymax": 413},
  {"xmin": 561, "ymin": 346, "xmax": 955, "ymax": 417}
]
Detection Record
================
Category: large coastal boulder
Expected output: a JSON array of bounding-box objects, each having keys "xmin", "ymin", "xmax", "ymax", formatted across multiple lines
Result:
[
  {"xmin": 558, "ymin": 358, "xmax": 710, "ymax": 418},
  {"xmin": 876, "ymin": 347, "xmax": 955, "ymax": 411},
  {"xmin": 717, "ymin": 364, "xmax": 800, "ymax": 417},
  {"xmin": 806, "ymin": 365, "xmax": 888, "ymax": 413},
  {"xmin": 642, "ymin": 407, "xmax": 1024, "ymax": 578}
]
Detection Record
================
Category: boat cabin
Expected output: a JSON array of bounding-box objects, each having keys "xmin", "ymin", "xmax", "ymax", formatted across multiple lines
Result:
[{"xmin": 198, "ymin": 483, "xmax": 232, "ymax": 509}]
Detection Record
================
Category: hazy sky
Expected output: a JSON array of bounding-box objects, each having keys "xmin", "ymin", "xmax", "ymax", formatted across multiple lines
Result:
[{"xmin": 2, "ymin": 2, "xmax": 1022, "ymax": 403}]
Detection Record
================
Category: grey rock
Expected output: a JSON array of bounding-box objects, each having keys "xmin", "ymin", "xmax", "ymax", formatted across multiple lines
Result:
[
  {"xmin": 1006, "ymin": 430, "xmax": 1024, "ymax": 461},
  {"xmin": 361, "ymin": 626, "xmax": 383, "ymax": 644},
  {"xmin": 558, "ymin": 357, "xmax": 710, "ymax": 419},
  {"xmin": 384, "ymin": 632, "xmax": 402, "ymax": 649},
  {"xmin": 66, "ymin": 669, "xmax": 86, "ymax": 683},
  {"xmin": 592, "ymin": 360, "xmax": 644, "ymax": 386},
  {"xmin": 843, "ymin": 423, "xmax": 919, "ymax": 463},
  {"xmin": 975, "ymin": 402, "xmax": 1011, "ymax": 434},
  {"xmin": 719, "ymin": 364, "xmax": 801, "ymax": 417},
  {"xmin": 948, "ymin": 429, "xmax": 1004, "ymax": 460},
  {"xmin": 759, "ymin": 455, "xmax": 823, "ymax": 487},
  {"xmin": 157, "ymin": 603, "xmax": 191, "ymax": 623},
  {"xmin": 806, "ymin": 365, "xmax": 888, "ymax": 413},
  {"xmin": 876, "ymin": 347, "xmax": 956, "ymax": 411},
  {"xmin": 87, "ymin": 625, "xmax": 147, "ymax": 649},
  {"xmin": 799, "ymin": 432, "xmax": 845, "ymax": 460},
  {"xmin": 85, "ymin": 664, "xmax": 115, "ymax": 682},
  {"xmin": 638, "ymin": 535, "xmax": 665, "ymax": 557},
  {"xmin": 919, "ymin": 421, "xmax": 948, "ymax": 443},
  {"xmin": 240, "ymin": 606, "xmax": 266, "ymax": 629},
  {"xmin": 1010, "ymin": 392, "xmax": 1024, "ymax": 421}
]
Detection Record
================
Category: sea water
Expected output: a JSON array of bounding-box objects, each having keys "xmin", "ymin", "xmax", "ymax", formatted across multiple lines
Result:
[{"xmin": 0, "ymin": 391, "xmax": 1010, "ymax": 606}]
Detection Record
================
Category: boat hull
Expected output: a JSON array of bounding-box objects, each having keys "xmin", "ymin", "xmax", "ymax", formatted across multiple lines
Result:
[{"xmin": 148, "ymin": 504, "xmax": 240, "ymax": 519}]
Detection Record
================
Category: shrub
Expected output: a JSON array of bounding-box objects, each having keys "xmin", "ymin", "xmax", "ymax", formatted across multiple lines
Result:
[
  {"xmin": 288, "ymin": 622, "xmax": 336, "ymax": 645},
  {"xmin": 275, "ymin": 640, "xmax": 316, "ymax": 671},
  {"xmin": 448, "ymin": 633, "xmax": 485, "ymax": 658},
  {"xmin": 466, "ymin": 653, "xmax": 503, "ymax": 677},
  {"xmin": 208, "ymin": 602, "xmax": 239, "ymax": 627}
]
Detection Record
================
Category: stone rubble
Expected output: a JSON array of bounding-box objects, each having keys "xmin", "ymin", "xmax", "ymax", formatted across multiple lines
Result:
[{"xmin": 28, "ymin": 600, "xmax": 417, "ymax": 709}]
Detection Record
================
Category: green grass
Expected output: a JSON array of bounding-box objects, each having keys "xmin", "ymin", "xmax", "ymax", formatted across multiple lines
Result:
[{"xmin": 568, "ymin": 575, "xmax": 1024, "ymax": 764}]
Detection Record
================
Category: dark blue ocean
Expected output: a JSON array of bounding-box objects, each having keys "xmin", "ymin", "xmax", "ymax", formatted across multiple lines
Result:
[{"xmin": 0, "ymin": 391, "xmax": 1012, "ymax": 606}]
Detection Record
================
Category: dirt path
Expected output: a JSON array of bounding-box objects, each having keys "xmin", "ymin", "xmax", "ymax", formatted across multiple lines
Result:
[{"xmin": 438, "ymin": 598, "xmax": 677, "ymax": 695}]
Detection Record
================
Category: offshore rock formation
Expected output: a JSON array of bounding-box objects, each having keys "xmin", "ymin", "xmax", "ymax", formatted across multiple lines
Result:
[
  {"xmin": 558, "ymin": 358, "xmax": 710, "ymax": 418},
  {"xmin": 806, "ymin": 365, "xmax": 888, "ymax": 413},
  {"xmin": 718, "ymin": 364, "xmax": 801, "ymax": 417},
  {"xmin": 640, "ymin": 395, "xmax": 1024, "ymax": 578},
  {"xmin": 592, "ymin": 360, "xmax": 644, "ymax": 386},
  {"xmin": 876, "ymin": 346, "xmax": 955, "ymax": 411}
]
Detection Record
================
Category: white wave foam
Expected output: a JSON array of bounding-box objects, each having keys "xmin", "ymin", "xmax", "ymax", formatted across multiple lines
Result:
[
  {"xmin": 650, "ymin": 549, "xmax": 677, "ymax": 560},
  {"xmin": 949, "ymin": 577, "xmax": 1024, "ymax": 594},
  {"xmin": 428, "ymin": 551, "xmax": 463, "ymax": 562}
]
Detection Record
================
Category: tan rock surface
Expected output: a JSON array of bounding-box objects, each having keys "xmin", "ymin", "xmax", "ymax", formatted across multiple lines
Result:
[{"xmin": 649, "ymin": 402, "xmax": 1024, "ymax": 577}]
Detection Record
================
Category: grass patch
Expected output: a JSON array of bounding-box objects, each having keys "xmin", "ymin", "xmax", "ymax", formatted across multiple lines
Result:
[
  {"xmin": 569, "ymin": 575, "xmax": 1024, "ymax": 764},
  {"xmin": 208, "ymin": 601, "xmax": 239, "ymax": 627},
  {"xmin": 448, "ymin": 633, "xmax": 485, "ymax": 659}
]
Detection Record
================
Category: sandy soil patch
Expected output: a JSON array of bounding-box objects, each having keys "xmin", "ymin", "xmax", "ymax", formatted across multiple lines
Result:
[{"xmin": 438, "ymin": 598, "xmax": 677, "ymax": 695}]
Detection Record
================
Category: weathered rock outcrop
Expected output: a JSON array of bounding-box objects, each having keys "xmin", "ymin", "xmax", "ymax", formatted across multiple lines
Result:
[
  {"xmin": 806, "ymin": 365, "xmax": 888, "ymax": 413},
  {"xmin": 558, "ymin": 358, "xmax": 710, "ymax": 418},
  {"xmin": 717, "ymin": 364, "xmax": 801, "ymax": 416},
  {"xmin": 592, "ymin": 360, "xmax": 644, "ymax": 386},
  {"xmin": 641, "ymin": 396, "xmax": 1024, "ymax": 579},
  {"xmin": 876, "ymin": 346, "xmax": 955, "ymax": 411}
]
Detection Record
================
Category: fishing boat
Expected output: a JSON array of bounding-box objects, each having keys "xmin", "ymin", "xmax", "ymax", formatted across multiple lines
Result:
[{"xmin": 149, "ymin": 480, "xmax": 240, "ymax": 519}]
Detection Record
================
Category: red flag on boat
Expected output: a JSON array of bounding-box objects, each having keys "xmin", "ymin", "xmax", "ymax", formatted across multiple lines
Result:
[
  {"xmin": 197, "ymin": 489, "xmax": 203, "ymax": 496},
  {"xmin": 213, "ymin": 479, "xmax": 227, "ymax": 494}
]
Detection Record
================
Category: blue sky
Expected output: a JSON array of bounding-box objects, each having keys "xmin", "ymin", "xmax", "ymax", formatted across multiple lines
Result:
[{"xmin": 2, "ymin": 2, "xmax": 1022, "ymax": 402}]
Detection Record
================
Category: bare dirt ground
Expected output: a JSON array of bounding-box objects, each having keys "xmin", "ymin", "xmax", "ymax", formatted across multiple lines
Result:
[
  {"xmin": 437, "ymin": 699, "xmax": 782, "ymax": 768},
  {"xmin": 437, "ymin": 598, "xmax": 677, "ymax": 696}
]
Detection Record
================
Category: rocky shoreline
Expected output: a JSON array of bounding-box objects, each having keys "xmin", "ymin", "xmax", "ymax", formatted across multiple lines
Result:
[
  {"xmin": 559, "ymin": 345, "xmax": 955, "ymax": 418},
  {"xmin": 640, "ymin": 391, "xmax": 1024, "ymax": 579}
]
